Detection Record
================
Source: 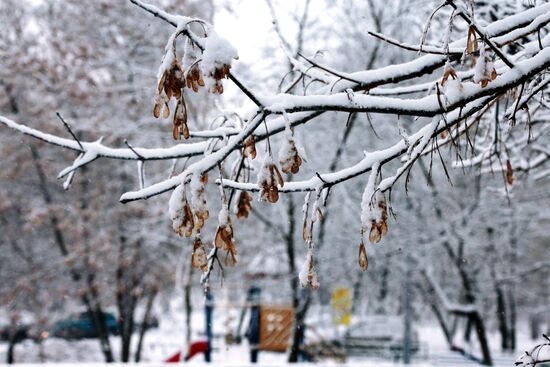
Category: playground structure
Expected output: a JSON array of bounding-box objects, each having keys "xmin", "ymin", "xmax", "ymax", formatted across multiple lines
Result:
[{"xmin": 164, "ymin": 285, "xmax": 298, "ymax": 363}]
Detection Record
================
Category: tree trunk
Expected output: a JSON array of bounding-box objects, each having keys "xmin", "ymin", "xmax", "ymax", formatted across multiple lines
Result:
[
  {"xmin": 495, "ymin": 283, "xmax": 509, "ymax": 351},
  {"xmin": 283, "ymin": 192, "xmax": 301, "ymax": 362},
  {"xmin": 135, "ymin": 290, "xmax": 157, "ymax": 362},
  {"xmin": 472, "ymin": 313, "xmax": 493, "ymax": 366},
  {"xmin": 184, "ymin": 263, "xmax": 194, "ymax": 348},
  {"xmin": 30, "ymin": 146, "xmax": 114, "ymax": 362},
  {"xmin": 116, "ymin": 232, "xmax": 138, "ymax": 362},
  {"xmin": 6, "ymin": 325, "xmax": 17, "ymax": 364},
  {"xmin": 507, "ymin": 288, "xmax": 516, "ymax": 351},
  {"xmin": 288, "ymin": 289, "xmax": 312, "ymax": 362},
  {"xmin": 351, "ymin": 268, "xmax": 365, "ymax": 314}
]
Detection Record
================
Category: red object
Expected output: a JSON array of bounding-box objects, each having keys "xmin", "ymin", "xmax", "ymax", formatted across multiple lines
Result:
[
  {"xmin": 164, "ymin": 341, "xmax": 209, "ymax": 363},
  {"xmin": 165, "ymin": 351, "xmax": 182, "ymax": 363}
]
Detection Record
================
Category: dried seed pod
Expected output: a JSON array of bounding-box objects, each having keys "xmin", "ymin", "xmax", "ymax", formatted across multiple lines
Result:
[
  {"xmin": 299, "ymin": 250, "xmax": 319, "ymax": 289},
  {"xmin": 185, "ymin": 64, "xmax": 205, "ymax": 93},
  {"xmin": 257, "ymin": 157, "xmax": 284, "ymax": 203},
  {"xmin": 172, "ymin": 97, "xmax": 189, "ymax": 140},
  {"xmin": 474, "ymin": 44, "xmax": 497, "ymax": 88},
  {"xmin": 172, "ymin": 194, "xmax": 194, "ymax": 238},
  {"xmin": 369, "ymin": 221, "xmax": 382, "ymax": 244},
  {"xmin": 191, "ymin": 236, "xmax": 208, "ymax": 272},
  {"xmin": 361, "ymin": 171, "xmax": 389, "ymax": 244},
  {"xmin": 466, "ymin": 26, "xmax": 478, "ymax": 55},
  {"xmin": 302, "ymin": 193, "xmax": 311, "ymax": 241},
  {"xmin": 163, "ymin": 60, "xmax": 184, "ymax": 99},
  {"xmin": 365, "ymin": 199, "xmax": 389, "ymax": 243},
  {"xmin": 215, "ymin": 208, "xmax": 237, "ymax": 266},
  {"xmin": 153, "ymin": 101, "xmax": 161, "ymax": 119},
  {"xmin": 506, "ymin": 160, "xmax": 514, "ymax": 185},
  {"xmin": 358, "ymin": 241, "xmax": 368, "ymax": 271},
  {"xmin": 191, "ymin": 173, "xmax": 209, "ymax": 231},
  {"xmin": 235, "ymin": 191, "xmax": 253, "ymax": 219},
  {"xmin": 441, "ymin": 62, "xmax": 458, "ymax": 86},
  {"xmin": 279, "ymin": 138, "xmax": 303, "ymax": 174},
  {"xmin": 243, "ymin": 136, "xmax": 257, "ymax": 160},
  {"xmin": 162, "ymin": 102, "xmax": 170, "ymax": 119}
]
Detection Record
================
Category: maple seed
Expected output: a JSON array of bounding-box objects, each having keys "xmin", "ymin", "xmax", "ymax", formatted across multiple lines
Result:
[
  {"xmin": 192, "ymin": 174, "xmax": 209, "ymax": 232},
  {"xmin": 280, "ymin": 138, "xmax": 303, "ymax": 174},
  {"xmin": 474, "ymin": 45, "xmax": 497, "ymax": 88},
  {"xmin": 215, "ymin": 208, "xmax": 238, "ymax": 266},
  {"xmin": 243, "ymin": 136, "xmax": 257, "ymax": 159},
  {"xmin": 466, "ymin": 27, "xmax": 478, "ymax": 54},
  {"xmin": 369, "ymin": 221, "xmax": 382, "ymax": 243},
  {"xmin": 186, "ymin": 64, "xmax": 205, "ymax": 93},
  {"xmin": 215, "ymin": 223, "xmax": 237, "ymax": 266},
  {"xmin": 300, "ymin": 251, "xmax": 320, "ymax": 289},
  {"xmin": 191, "ymin": 237, "xmax": 208, "ymax": 272},
  {"xmin": 153, "ymin": 102, "xmax": 161, "ymax": 118},
  {"xmin": 358, "ymin": 241, "xmax": 368, "ymax": 271},
  {"xmin": 441, "ymin": 64, "xmax": 458, "ymax": 86},
  {"xmin": 210, "ymin": 64, "xmax": 231, "ymax": 94},
  {"xmin": 173, "ymin": 97, "xmax": 189, "ymax": 140},
  {"xmin": 235, "ymin": 191, "xmax": 253, "ymax": 219},
  {"xmin": 506, "ymin": 160, "xmax": 514, "ymax": 185},
  {"xmin": 172, "ymin": 194, "xmax": 194, "ymax": 238},
  {"xmin": 364, "ymin": 191, "xmax": 389, "ymax": 244},
  {"xmin": 258, "ymin": 159, "xmax": 285, "ymax": 203}
]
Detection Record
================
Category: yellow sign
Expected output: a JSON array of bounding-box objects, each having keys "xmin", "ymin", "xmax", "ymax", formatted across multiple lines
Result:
[{"xmin": 331, "ymin": 287, "xmax": 352, "ymax": 326}]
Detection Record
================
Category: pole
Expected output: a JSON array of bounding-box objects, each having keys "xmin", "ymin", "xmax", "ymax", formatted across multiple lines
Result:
[
  {"xmin": 205, "ymin": 288, "xmax": 213, "ymax": 362},
  {"xmin": 403, "ymin": 247, "xmax": 412, "ymax": 364},
  {"xmin": 248, "ymin": 286, "xmax": 261, "ymax": 363}
]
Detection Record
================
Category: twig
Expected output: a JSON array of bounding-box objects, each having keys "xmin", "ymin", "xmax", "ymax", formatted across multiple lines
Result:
[
  {"xmin": 56, "ymin": 112, "xmax": 83, "ymax": 150},
  {"xmin": 446, "ymin": 0, "xmax": 515, "ymax": 68}
]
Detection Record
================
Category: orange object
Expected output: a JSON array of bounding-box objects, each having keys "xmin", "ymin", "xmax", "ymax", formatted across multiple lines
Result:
[{"xmin": 259, "ymin": 305, "xmax": 294, "ymax": 352}]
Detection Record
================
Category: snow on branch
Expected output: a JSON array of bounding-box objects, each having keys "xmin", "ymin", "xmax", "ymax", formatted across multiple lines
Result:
[
  {"xmin": 516, "ymin": 335, "xmax": 550, "ymax": 367},
  {"xmin": 1, "ymin": 0, "xmax": 549, "ymax": 280}
]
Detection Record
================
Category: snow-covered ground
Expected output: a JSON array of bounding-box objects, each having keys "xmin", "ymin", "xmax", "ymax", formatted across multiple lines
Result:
[{"xmin": 0, "ymin": 300, "xmax": 538, "ymax": 366}]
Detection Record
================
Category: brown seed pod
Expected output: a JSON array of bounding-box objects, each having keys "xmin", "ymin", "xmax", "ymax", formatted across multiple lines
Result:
[
  {"xmin": 164, "ymin": 60, "xmax": 184, "ymax": 99},
  {"xmin": 162, "ymin": 102, "xmax": 170, "ymax": 119},
  {"xmin": 191, "ymin": 237, "xmax": 208, "ymax": 272},
  {"xmin": 243, "ymin": 136, "xmax": 257, "ymax": 160},
  {"xmin": 258, "ymin": 160, "xmax": 285, "ymax": 203},
  {"xmin": 358, "ymin": 241, "xmax": 368, "ymax": 271},
  {"xmin": 235, "ymin": 191, "xmax": 253, "ymax": 219},
  {"xmin": 364, "ymin": 191, "xmax": 389, "ymax": 244},
  {"xmin": 466, "ymin": 27, "xmax": 478, "ymax": 54},
  {"xmin": 300, "ymin": 252, "xmax": 319, "ymax": 289},
  {"xmin": 441, "ymin": 65, "xmax": 458, "ymax": 86},
  {"xmin": 173, "ymin": 198, "xmax": 194, "ymax": 238},
  {"xmin": 153, "ymin": 102, "xmax": 161, "ymax": 119},
  {"xmin": 173, "ymin": 98, "xmax": 189, "ymax": 140},
  {"xmin": 215, "ymin": 210, "xmax": 237, "ymax": 266},
  {"xmin": 506, "ymin": 160, "xmax": 514, "ymax": 185},
  {"xmin": 185, "ymin": 64, "xmax": 205, "ymax": 93},
  {"xmin": 369, "ymin": 221, "xmax": 382, "ymax": 244},
  {"xmin": 280, "ymin": 138, "xmax": 303, "ymax": 174},
  {"xmin": 191, "ymin": 174, "xmax": 209, "ymax": 232}
]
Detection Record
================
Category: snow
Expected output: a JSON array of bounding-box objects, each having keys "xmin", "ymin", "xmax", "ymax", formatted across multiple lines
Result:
[
  {"xmin": 200, "ymin": 30, "xmax": 239, "ymax": 91},
  {"xmin": 299, "ymin": 249, "xmax": 319, "ymax": 289},
  {"xmin": 360, "ymin": 162, "xmax": 381, "ymax": 227}
]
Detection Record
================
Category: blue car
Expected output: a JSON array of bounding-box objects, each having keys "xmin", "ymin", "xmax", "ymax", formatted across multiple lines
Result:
[{"xmin": 51, "ymin": 312, "xmax": 119, "ymax": 339}]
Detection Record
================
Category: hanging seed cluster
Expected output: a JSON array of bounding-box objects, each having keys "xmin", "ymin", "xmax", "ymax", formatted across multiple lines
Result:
[
  {"xmin": 257, "ymin": 156, "xmax": 285, "ymax": 203},
  {"xmin": 171, "ymin": 173, "xmax": 210, "ymax": 239},
  {"xmin": 358, "ymin": 165, "xmax": 390, "ymax": 271},
  {"xmin": 215, "ymin": 207, "xmax": 237, "ymax": 266},
  {"xmin": 153, "ymin": 24, "xmax": 237, "ymax": 140}
]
